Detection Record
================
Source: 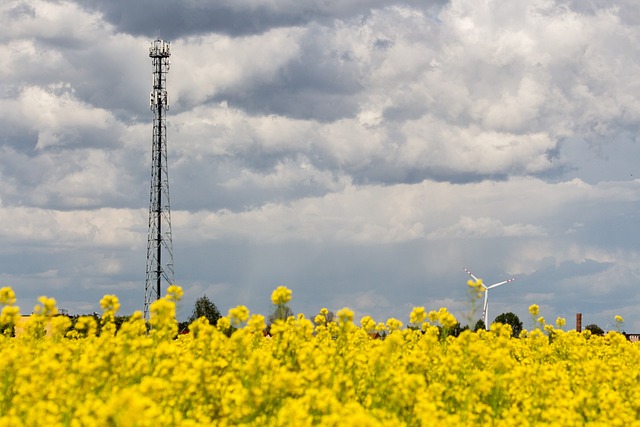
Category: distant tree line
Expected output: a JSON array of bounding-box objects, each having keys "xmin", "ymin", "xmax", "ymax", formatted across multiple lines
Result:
[{"xmin": 5, "ymin": 292, "xmax": 611, "ymax": 341}]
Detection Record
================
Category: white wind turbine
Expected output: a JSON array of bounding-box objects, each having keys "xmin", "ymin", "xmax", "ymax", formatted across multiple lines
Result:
[{"xmin": 464, "ymin": 268, "xmax": 516, "ymax": 330}]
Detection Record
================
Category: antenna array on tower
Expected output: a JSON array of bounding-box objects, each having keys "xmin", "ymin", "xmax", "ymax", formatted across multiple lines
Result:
[{"xmin": 144, "ymin": 39, "xmax": 174, "ymax": 321}]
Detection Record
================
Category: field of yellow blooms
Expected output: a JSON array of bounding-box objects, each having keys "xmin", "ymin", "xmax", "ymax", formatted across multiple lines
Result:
[{"xmin": 1, "ymin": 284, "xmax": 639, "ymax": 426}]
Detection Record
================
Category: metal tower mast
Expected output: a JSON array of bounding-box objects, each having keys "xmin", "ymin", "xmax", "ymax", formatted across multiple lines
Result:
[{"xmin": 144, "ymin": 39, "xmax": 174, "ymax": 320}]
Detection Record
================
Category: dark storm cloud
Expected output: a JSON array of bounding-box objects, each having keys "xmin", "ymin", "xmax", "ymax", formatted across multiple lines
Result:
[
  {"xmin": 77, "ymin": 0, "xmax": 449, "ymax": 39},
  {"xmin": 219, "ymin": 83, "xmax": 360, "ymax": 123},
  {"xmin": 214, "ymin": 23, "xmax": 363, "ymax": 121},
  {"xmin": 2, "ymin": 45, "xmax": 147, "ymax": 123}
]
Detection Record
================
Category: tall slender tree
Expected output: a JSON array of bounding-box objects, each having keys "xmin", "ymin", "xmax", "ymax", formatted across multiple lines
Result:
[{"xmin": 188, "ymin": 295, "xmax": 221, "ymax": 326}]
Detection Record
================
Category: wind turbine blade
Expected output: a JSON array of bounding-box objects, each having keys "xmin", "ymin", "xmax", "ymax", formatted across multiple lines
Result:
[
  {"xmin": 463, "ymin": 267, "xmax": 480, "ymax": 282},
  {"xmin": 486, "ymin": 278, "xmax": 516, "ymax": 290}
]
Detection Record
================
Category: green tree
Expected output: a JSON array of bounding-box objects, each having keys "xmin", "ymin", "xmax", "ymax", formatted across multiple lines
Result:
[
  {"xmin": 473, "ymin": 319, "xmax": 486, "ymax": 332},
  {"xmin": 584, "ymin": 324, "xmax": 604, "ymax": 336},
  {"xmin": 187, "ymin": 295, "xmax": 221, "ymax": 326},
  {"xmin": 493, "ymin": 312, "xmax": 523, "ymax": 337}
]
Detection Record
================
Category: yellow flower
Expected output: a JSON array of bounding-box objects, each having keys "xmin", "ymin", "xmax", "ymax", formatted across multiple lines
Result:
[
  {"xmin": 148, "ymin": 297, "xmax": 177, "ymax": 339},
  {"xmin": 38, "ymin": 296, "xmax": 58, "ymax": 316},
  {"xmin": 314, "ymin": 314, "xmax": 326, "ymax": 325},
  {"xmin": 360, "ymin": 315, "xmax": 377, "ymax": 332},
  {"xmin": 556, "ymin": 317, "xmax": 566, "ymax": 328},
  {"xmin": 437, "ymin": 307, "xmax": 458, "ymax": 330},
  {"xmin": 228, "ymin": 305, "xmax": 250, "ymax": 326},
  {"xmin": 271, "ymin": 286, "xmax": 292, "ymax": 305},
  {"xmin": 166, "ymin": 284, "xmax": 183, "ymax": 302},
  {"xmin": 467, "ymin": 279, "xmax": 485, "ymax": 298},
  {"xmin": 529, "ymin": 304, "xmax": 539, "ymax": 316},
  {"xmin": 614, "ymin": 315, "xmax": 624, "ymax": 332},
  {"xmin": 409, "ymin": 307, "xmax": 426, "ymax": 325},
  {"xmin": 337, "ymin": 308, "xmax": 354, "ymax": 324},
  {"xmin": 217, "ymin": 316, "xmax": 231, "ymax": 331},
  {"xmin": 247, "ymin": 314, "xmax": 266, "ymax": 333},
  {"xmin": 100, "ymin": 294, "xmax": 120, "ymax": 314},
  {"xmin": 74, "ymin": 316, "xmax": 97, "ymax": 337},
  {"xmin": 386, "ymin": 317, "xmax": 402, "ymax": 332},
  {"xmin": 50, "ymin": 315, "xmax": 71, "ymax": 337},
  {"xmin": 0, "ymin": 287, "xmax": 16, "ymax": 305},
  {"xmin": 0, "ymin": 305, "xmax": 20, "ymax": 329}
]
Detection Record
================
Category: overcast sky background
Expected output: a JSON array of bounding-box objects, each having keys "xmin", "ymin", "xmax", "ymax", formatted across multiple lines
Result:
[{"xmin": 2, "ymin": 0, "xmax": 640, "ymax": 331}]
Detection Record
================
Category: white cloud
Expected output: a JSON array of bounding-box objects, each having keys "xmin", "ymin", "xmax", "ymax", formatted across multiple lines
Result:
[
  {"xmin": 0, "ymin": 207, "xmax": 145, "ymax": 248},
  {"xmin": 1, "ymin": 0, "xmax": 103, "ymax": 42},
  {"xmin": 171, "ymin": 177, "xmax": 640, "ymax": 246},
  {"xmin": 171, "ymin": 29, "xmax": 303, "ymax": 108},
  {"xmin": 220, "ymin": 157, "xmax": 348, "ymax": 192},
  {"xmin": 400, "ymin": 119, "xmax": 557, "ymax": 175},
  {"xmin": 428, "ymin": 216, "xmax": 547, "ymax": 239},
  {"xmin": 8, "ymin": 86, "xmax": 116, "ymax": 149}
]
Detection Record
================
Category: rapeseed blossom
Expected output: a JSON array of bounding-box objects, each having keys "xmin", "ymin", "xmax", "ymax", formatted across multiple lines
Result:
[
  {"xmin": 360, "ymin": 315, "xmax": 377, "ymax": 333},
  {"xmin": 38, "ymin": 296, "xmax": 58, "ymax": 316},
  {"xmin": 337, "ymin": 307, "xmax": 354, "ymax": 324},
  {"xmin": 615, "ymin": 315, "xmax": 625, "ymax": 332},
  {"xmin": 0, "ymin": 287, "xmax": 16, "ymax": 305},
  {"xmin": 271, "ymin": 286, "xmax": 292, "ymax": 305},
  {"xmin": 467, "ymin": 278, "xmax": 485, "ymax": 299},
  {"xmin": 0, "ymin": 285, "xmax": 639, "ymax": 426},
  {"xmin": 216, "ymin": 315, "xmax": 231, "ymax": 332},
  {"xmin": 166, "ymin": 284, "xmax": 183, "ymax": 302},
  {"xmin": 228, "ymin": 305, "xmax": 250, "ymax": 326},
  {"xmin": 436, "ymin": 307, "xmax": 457, "ymax": 329},
  {"xmin": 385, "ymin": 317, "xmax": 403, "ymax": 332},
  {"xmin": 409, "ymin": 306, "xmax": 426, "ymax": 325},
  {"xmin": 247, "ymin": 313, "xmax": 266, "ymax": 333}
]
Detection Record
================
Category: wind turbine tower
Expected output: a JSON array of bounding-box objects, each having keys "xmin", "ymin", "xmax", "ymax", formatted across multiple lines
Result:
[
  {"xmin": 464, "ymin": 268, "xmax": 515, "ymax": 330},
  {"xmin": 144, "ymin": 39, "xmax": 174, "ymax": 320}
]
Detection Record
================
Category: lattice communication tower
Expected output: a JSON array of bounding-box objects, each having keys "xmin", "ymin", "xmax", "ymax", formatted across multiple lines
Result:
[{"xmin": 144, "ymin": 39, "xmax": 174, "ymax": 320}]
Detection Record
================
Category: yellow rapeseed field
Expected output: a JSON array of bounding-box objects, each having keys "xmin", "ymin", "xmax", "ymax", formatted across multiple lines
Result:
[{"xmin": 1, "ymin": 284, "xmax": 639, "ymax": 426}]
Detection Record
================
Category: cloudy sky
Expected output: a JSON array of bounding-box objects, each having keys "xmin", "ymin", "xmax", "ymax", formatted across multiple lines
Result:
[{"xmin": 2, "ymin": 0, "xmax": 640, "ymax": 331}]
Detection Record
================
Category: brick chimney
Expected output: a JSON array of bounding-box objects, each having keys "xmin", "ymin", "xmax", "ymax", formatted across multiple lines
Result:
[{"xmin": 576, "ymin": 313, "xmax": 582, "ymax": 332}]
